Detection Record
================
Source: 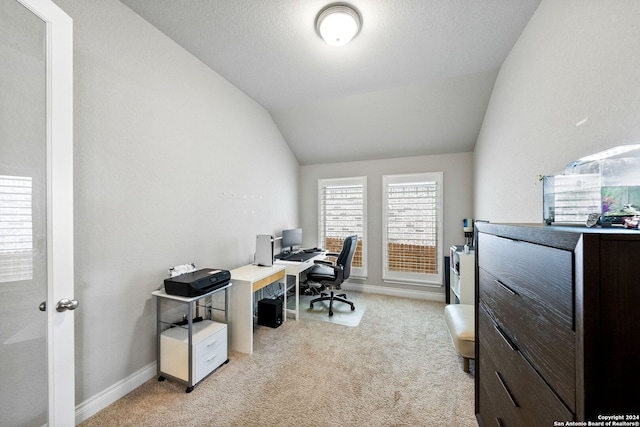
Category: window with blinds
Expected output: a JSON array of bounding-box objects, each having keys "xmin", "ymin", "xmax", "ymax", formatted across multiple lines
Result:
[
  {"xmin": 318, "ymin": 176, "xmax": 367, "ymax": 278},
  {"xmin": 0, "ymin": 175, "xmax": 33, "ymax": 283},
  {"xmin": 382, "ymin": 172, "xmax": 443, "ymax": 286}
]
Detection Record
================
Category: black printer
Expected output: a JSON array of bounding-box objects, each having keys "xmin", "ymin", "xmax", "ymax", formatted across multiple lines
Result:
[{"xmin": 164, "ymin": 268, "xmax": 230, "ymax": 297}]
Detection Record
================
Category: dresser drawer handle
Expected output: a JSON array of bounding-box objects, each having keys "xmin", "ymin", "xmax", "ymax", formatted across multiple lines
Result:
[
  {"xmin": 495, "ymin": 371, "xmax": 519, "ymax": 407},
  {"xmin": 207, "ymin": 354, "xmax": 217, "ymax": 362},
  {"xmin": 206, "ymin": 340, "xmax": 217, "ymax": 347},
  {"xmin": 494, "ymin": 324, "xmax": 516, "ymax": 351},
  {"xmin": 494, "ymin": 279, "xmax": 517, "ymax": 296},
  {"xmin": 496, "ymin": 417, "xmax": 505, "ymax": 427}
]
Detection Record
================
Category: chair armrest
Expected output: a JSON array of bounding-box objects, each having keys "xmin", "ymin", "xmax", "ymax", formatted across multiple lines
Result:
[
  {"xmin": 323, "ymin": 264, "xmax": 344, "ymax": 280},
  {"xmin": 313, "ymin": 259, "xmax": 334, "ymax": 266},
  {"xmin": 332, "ymin": 265, "xmax": 345, "ymax": 283},
  {"xmin": 325, "ymin": 252, "xmax": 340, "ymax": 257}
]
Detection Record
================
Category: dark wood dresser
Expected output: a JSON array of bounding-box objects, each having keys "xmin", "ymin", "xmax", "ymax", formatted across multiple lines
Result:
[{"xmin": 475, "ymin": 223, "xmax": 640, "ymax": 426}]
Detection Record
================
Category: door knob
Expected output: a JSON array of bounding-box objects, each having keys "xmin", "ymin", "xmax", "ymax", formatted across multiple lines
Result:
[
  {"xmin": 56, "ymin": 298, "xmax": 79, "ymax": 312},
  {"xmin": 39, "ymin": 301, "xmax": 46, "ymax": 312}
]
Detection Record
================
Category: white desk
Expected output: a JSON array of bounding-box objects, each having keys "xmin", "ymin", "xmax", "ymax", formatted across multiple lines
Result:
[
  {"xmin": 228, "ymin": 264, "xmax": 286, "ymax": 354},
  {"xmin": 275, "ymin": 252, "xmax": 326, "ymax": 320}
]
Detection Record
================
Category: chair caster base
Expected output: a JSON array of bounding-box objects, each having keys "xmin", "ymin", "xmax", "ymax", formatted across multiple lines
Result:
[{"xmin": 309, "ymin": 292, "xmax": 355, "ymax": 317}]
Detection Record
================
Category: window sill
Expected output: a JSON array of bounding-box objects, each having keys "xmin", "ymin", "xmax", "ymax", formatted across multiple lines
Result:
[{"xmin": 382, "ymin": 278, "xmax": 443, "ymax": 288}]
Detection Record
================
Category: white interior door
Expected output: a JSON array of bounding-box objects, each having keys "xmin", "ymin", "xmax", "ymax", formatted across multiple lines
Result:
[{"xmin": 0, "ymin": 0, "xmax": 74, "ymax": 425}]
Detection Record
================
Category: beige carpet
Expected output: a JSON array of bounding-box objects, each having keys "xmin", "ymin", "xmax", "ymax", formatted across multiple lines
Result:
[{"xmin": 80, "ymin": 293, "xmax": 476, "ymax": 427}]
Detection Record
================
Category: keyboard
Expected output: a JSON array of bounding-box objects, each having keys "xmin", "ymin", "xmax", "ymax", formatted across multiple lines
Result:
[{"xmin": 276, "ymin": 251, "xmax": 321, "ymax": 262}]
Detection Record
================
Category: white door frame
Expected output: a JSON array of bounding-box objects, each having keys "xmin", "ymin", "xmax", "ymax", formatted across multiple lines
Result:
[{"xmin": 17, "ymin": 0, "xmax": 75, "ymax": 425}]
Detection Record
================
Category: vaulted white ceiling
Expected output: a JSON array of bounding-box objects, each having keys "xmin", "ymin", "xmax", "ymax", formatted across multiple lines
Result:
[{"xmin": 119, "ymin": 0, "xmax": 541, "ymax": 165}]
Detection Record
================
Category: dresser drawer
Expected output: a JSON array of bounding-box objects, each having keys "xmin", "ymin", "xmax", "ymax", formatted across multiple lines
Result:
[
  {"xmin": 478, "ymin": 306, "xmax": 574, "ymax": 425},
  {"xmin": 478, "ymin": 378, "xmax": 518, "ymax": 427},
  {"xmin": 479, "ymin": 268, "xmax": 575, "ymax": 412},
  {"xmin": 478, "ymin": 233, "xmax": 573, "ymax": 328},
  {"xmin": 194, "ymin": 327, "xmax": 227, "ymax": 383},
  {"xmin": 160, "ymin": 320, "xmax": 227, "ymax": 384}
]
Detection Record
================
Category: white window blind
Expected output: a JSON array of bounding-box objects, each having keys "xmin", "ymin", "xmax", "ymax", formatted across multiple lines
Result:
[
  {"xmin": 383, "ymin": 172, "xmax": 443, "ymax": 286},
  {"xmin": 0, "ymin": 175, "xmax": 33, "ymax": 283},
  {"xmin": 318, "ymin": 177, "xmax": 367, "ymax": 278}
]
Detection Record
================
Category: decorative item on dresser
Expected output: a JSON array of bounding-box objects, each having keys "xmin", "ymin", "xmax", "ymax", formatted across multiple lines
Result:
[{"xmin": 475, "ymin": 223, "xmax": 640, "ymax": 426}]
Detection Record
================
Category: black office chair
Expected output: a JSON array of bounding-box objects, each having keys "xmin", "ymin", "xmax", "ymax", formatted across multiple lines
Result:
[{"xmin": 307, "ymin": 235, "xmax": 357, "ymax": 317}]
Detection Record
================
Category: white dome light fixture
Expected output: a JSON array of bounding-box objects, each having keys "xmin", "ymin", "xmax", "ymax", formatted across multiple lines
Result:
[{"xmin": 316, "ymin": 4, "xmax": 362, "ymax": 47}]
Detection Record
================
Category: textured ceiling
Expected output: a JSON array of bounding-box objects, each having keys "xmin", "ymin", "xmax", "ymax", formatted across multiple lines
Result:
[{"xmin": 119, "ymin": 0, "xmax": 541, "ymax": 165}]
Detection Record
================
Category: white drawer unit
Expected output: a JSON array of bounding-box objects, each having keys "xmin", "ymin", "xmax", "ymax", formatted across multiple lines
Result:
[
  {"xmin": 152, "ymin": 284, "xmax": 231, "ymax": 393},
  {"xmin": 160, "ymin": 320, "xmax": 227, "ymax": 385}
]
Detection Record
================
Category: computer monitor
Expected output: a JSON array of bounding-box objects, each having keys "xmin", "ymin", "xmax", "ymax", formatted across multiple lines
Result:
[{"xmin": 281, "ymin": 228, "xmax": 302, "ymax": 254}]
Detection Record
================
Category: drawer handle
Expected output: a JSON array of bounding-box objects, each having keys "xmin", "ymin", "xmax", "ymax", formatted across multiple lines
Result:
[
  {"xmin": 494, "ymin": 279, "xmax": 517, "ymax": 296},
  {"xmin": 207, "ymin": 340, "xmax": 217, "ymax": 347},
  {"xmin": 495, "ymin": 371, "xmax": 519, "ymax": 408},
  {"xmin": 496, "ymin": 418, "xmax": 505, "ymax": 427},
  {"xmin": 494, "ymin": 324, "xmax": 516, "ymax": 351},
  {"xmin": 207, "ymin": 354, "xmax": 217, "ymax": 362}
]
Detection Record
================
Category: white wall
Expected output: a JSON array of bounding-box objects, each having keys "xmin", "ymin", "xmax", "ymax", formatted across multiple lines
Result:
[
  {"xmin": 300, "ymin": 153, "xmax": 474, "ymax": 297},
  {"xmin": 474, "ymin": 0, "xmax": 640, "ymax": 223},
  {"xmin": 53, "ymin": 0, "xmax": 299, "ymax": 405}
]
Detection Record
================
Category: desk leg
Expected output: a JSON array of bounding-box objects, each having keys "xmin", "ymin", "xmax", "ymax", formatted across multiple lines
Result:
[
  {"xmin": 284, "ymin": 273, "xmax": 300, "ymax": 320},
  {"xmin": 285, "ymin": 272, "xmax": 300, "ymax": 321},
  {"xmin": 282, "ymin": 277, "xmax": 287, "ymax": 323},
  {"xmin": 295, "ymin": 273, "xmax": 300, "ymax": 320},
  {"xmin": 229, "ymin": 282, "xmax": 253, "ymax": 354}
]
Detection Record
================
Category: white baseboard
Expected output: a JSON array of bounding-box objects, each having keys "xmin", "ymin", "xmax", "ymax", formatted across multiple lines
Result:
[
  {"xmin": 75, "ymin": 362, "xmax": 157, "ymax": 424},
  {"xmin": 342, "ymin": 282, "xmax": 446, "ymax": 302}
]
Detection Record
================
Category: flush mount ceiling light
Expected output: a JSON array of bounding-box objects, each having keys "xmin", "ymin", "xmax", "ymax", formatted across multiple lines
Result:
[{"xmin": 316, "ymin": 3, "xmax": 362, "ymax": 46}]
